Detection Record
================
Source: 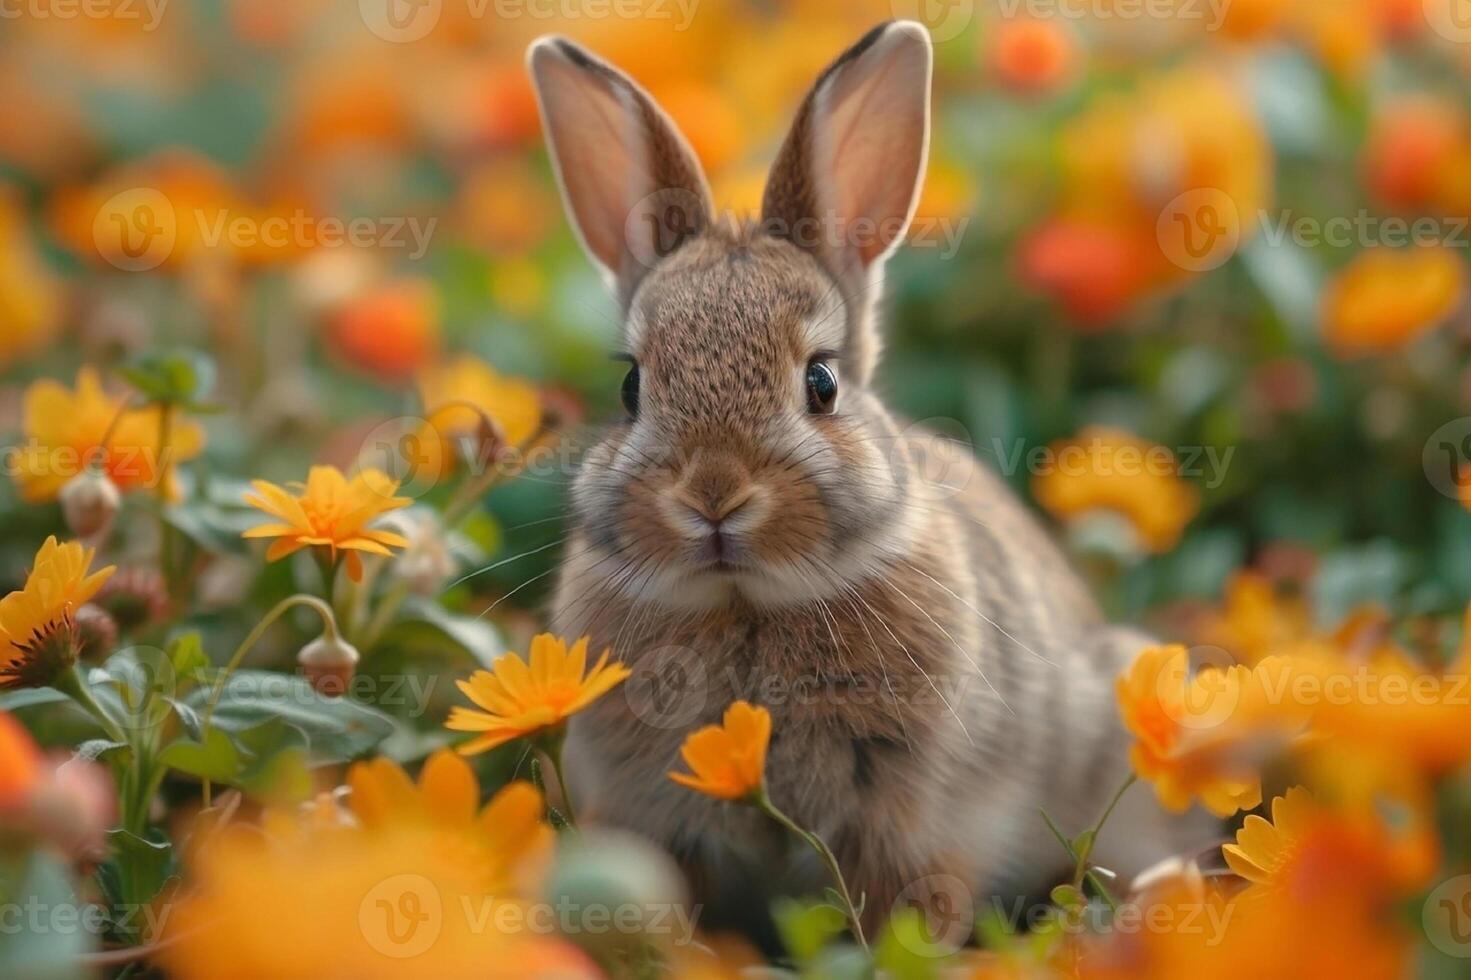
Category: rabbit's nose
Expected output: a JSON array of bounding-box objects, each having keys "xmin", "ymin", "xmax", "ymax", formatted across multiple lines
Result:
[{"xmin": 679, "ymin": 455, "xmax": 752, "ymax": 522}]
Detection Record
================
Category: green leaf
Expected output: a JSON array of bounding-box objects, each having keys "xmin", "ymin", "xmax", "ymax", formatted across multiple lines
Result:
[
  {"xmin": 0, "ymin": 688, "xmax": 69, "ymax": 711},
  {"xmin": 89, "ymin": 647, "xmax": 177, "ymax": 738},
  {"xmin": 234, "ymin": 718, "xmax": 312, "ymax": 802},
  {"xmin": 185, "ymin": 670, "xmax": 395, "ymax": 762},
  {"xmin": 0, "ymin": 852, "xmax": 91, "ymax": 978},
  {"xmin": 75, "ymin": 739, "xmax": 130, "ymax": 765},
  {"xmin": 167, "ymin": 633, "xmax": 210, "ymax": 688},
  {"xmin": 98, "ymin": 829, "xmax": 174, "ymax": 938},
  {"xmin": 876, "ymin": 907, "xmax": 954, "ymax": 979},
  {"xmin": 395, "ymin": 598, "xmax": 504, "ymax": 667},
  {"xmin": 158, "ymin": 727, "xmax": 242, "ymax": 782},
  {"xmin": 772, "ymin": 897, "xmax": 848, "ymax": 965},
  {"xmin": 116, "ymin": 349, "xmax": 215, "ymax": 405}
]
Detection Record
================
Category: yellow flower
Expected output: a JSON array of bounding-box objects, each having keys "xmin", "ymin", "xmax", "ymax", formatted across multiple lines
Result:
[
  {"xmin": 1222, "ymin": 785, "xmax": 1320, "ymax": 887},
  {"xmin": 0, "ymin": 537, "xmax": 114, "ymax": 689},
  {"xmin": 0, "ymin": 190, "xmax": 59, "ymax": 370},
  {"xmin": 1031, "ymin": 427, "xmax": 1200, "ymax": 553},
  {"xmin": 1223, "ymin": 786, "xmax": 1438, "ymax": 908},
  {"xmin": 415, "ymin": 356, "xmax": 543, "ymax": 480},
  {"xmin": 157, "ymin": 803, "xmax": 594, "ymax": 980},
  {"xmin": 243, "ymin": 466, "xmax": 411, "ymax": 582},
  {"xmin": 347, "ymin": 751, "xmax": 554, "ymax": 892},
  {"xmin": 1296, "ymin": 634, "xmax": 1471, "ymax": 778},
  {"xmin": 1195, "ymin": 572, "xmax": 1313, "ymax": 665},
  {"xmin": 1116, "ymin": 645, "xmax": 1309, "ymax": 816},
  {"xmin": 15, "ymin": 367, "xmax": 205, "ymax": 503},
  {"xmin": 668, "ymin": 701, "xmax": 771, "ymax": 802},
  {"xmin": 446, "ymin": 634, "xmax": 630, "ymax": 756},
  {"xmin": 1321, "ymin": 246, "xmax": 1465, "ymax": 356}
]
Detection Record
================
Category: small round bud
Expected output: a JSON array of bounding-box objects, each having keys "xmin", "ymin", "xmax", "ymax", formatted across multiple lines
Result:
[
  {"xmin": 73, "ymin": 604, "xmax": 119, "ymax": 661},
  {"xmin": 297, "ymin": 633, "xmax": 361, "ymax": 697},
  {"xmin": 59, "ymin": 470, "xmax": 121, "ymax": 543},
  {"xmin": 97, "ymin": 566, "xmax": 171, "ymax": 633}
]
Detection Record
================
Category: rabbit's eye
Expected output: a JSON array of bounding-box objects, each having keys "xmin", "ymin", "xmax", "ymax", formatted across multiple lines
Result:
[
  {"xmin": 620, "ymin": 363, "xmax": 640, "ymax": 416},
  {"xmin": 806, "ymin": 359, "xmax": 837, "ymax": 415}
]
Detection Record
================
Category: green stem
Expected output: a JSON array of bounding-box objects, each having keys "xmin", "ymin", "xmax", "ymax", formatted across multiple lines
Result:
[
  {"xmin": 756, "ymin": 789, "xmax": 868, "ymax": 953},
  {"xmin": 198, "ymin": 594, "xmax": 339, "ymax": 806},
  {"xmin": 360, "ymin": 580, "xmax": 409, "ymax": 651},
  {"xmin": 544, "ymin": 732, "xmax": 577, "ymax": 827},
  {"xmin": 156, "ymin": 403, "xmax": 178, "ymax": 601},
  {"xmin": 53, "ymin": 664, "xmax": 125, "ymax": 743}
]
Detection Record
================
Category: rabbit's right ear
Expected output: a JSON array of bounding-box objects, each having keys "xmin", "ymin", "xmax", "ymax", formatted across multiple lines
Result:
[{"xmin": 527, "ymin": 36, "xmax": 713, "ymax": 306}]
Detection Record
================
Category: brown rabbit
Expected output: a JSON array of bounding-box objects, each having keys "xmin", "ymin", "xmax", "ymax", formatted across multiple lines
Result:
[{"xmin": 532, "ymin": 20, "xmax": 1212, "ymax": 940}]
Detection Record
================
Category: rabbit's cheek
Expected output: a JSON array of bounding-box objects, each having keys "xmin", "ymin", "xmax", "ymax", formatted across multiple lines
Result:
[{"xmin": 748, "ymin": 469, "xmax": 829, "ymax": 566}]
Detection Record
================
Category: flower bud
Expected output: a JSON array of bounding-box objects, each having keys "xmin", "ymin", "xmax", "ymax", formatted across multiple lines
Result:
[
  {"xmin": 59, "ymin": 470, "xmax": 121, "ymax": 543},
  {"xmin": 297, "ymin": 633, "xmax": 360, "ymax": 697},
  {"xmin": 383, "ymin": 509, "xmax": 456, "ymax": 597},
  {"xmin": 74, "ymin": 604, "xmax": 119, "ymax": 661},
  {"xmin": 97, "ymin": 566, "xmax": 171, "ymax": 632}
]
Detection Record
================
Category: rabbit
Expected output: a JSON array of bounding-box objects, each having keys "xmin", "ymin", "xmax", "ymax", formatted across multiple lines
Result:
[{"xmin": 530, "ymin": 20, "xmax": 1214, "ymax": 940}]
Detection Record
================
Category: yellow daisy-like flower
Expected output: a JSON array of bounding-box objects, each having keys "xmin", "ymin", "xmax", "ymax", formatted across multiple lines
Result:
[
  {"xmin": 446, "ymin": 634, "xmax": 630, "ymax": 756},
  {"xmin": 14, "ymin": 367, "xmax": 205, "ymax": 503},
  {"xmin": 414, "ymin": 355, "xmax": 543, "ymax": 479},
  {"xmin": 1222, "ymin": 785, "xmax": 1319, "ymax": 887},
  {"xmin": 347, "ymin": 751, "xmax": 555, "ymax": 892},
  {"xmin": 0, "ymin": 537, "xmax": 114, "ymax": 689},
  {"xmin": 1031, "ymin": 427, "xmax": 1200, "ymax": 554},
  {"xmin": 243, "ymin": 466, "xmax": 410, "ymax": 582},
  {"xmin": 1116, "ymin": 645, "xmax": 1309, "ymax": 817},
  {"xmin": 668, "ymin": 701, "xmax": 771, "ymax": 802}
]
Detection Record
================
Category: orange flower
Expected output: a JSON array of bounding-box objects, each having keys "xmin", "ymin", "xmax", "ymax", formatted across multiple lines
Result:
[
  {"xmin": 988, "ymin": 18, "xmax": 1078, "ymax": 95},
  {"xmin": 15, "ymin": 367, "xmax": 206, "ymax": 503},
  {"xmin": 0, "ymin": 190, "xmax": 59, "ymax": 370},
  {"xmin": 0, "ymin": 711, "xmax": 43, "ymax": 811},
  {"xmin": 1017, "ymin": 216, "xmax": 1151, "ymax": 327},
  {"xmin": 1363, "ymin": 96, "xmax": 1468, "ymax": 212},
  {"xmin": 446, "ymin": 634, "xmax": 630, "ymax": 756},
  {"xmin": 1117, "ymin": 645, "xmax": 1308, "ymax": 816},
  {"xmin": 1297, "ymin": 635, "xmax": 1471, "ymax": 777},
  {"xmin": 414, "ymin": 355, "xmax": 544, "ymax": 480},
  {"xmin": 159, "ymin": 789, "xmax": 595, "ymax": 980},
  {"xmin": 0, "ymin": 537, "xmax": 115, "ymax": 689},
  {"xmin": 326, "ymin": 279, "xmax": 441, "ymax": 384},
  {"xmin": 1194, "ymin": 572, "xmax": 1313, "ymax": 665},
  {"xmin": 1321, "ymin": 246, "xmax": 1465, "ymax": 355},
  {"xmin": 243, "ymin": 466, "xmax": 410, "ymax": 582},
  {"xmin": 669, "ymin": 701, "xmax": 771, "ymax": 802},
  {"xmin": 348, "ymin": 751, "xmax": 555, "ymax": 892},
  {"xmin": 1031, "ymin": 427, "xmax": 1200, "ymax": 553}
]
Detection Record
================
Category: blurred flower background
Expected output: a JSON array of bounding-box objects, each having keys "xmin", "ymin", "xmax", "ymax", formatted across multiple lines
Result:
[{"xmin": 3, "ymin": 0, "xmax": 1471, "ymax": 976}]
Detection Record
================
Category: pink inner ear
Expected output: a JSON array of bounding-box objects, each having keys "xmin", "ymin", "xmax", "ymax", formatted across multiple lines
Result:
[
  {"xmin": 533, "ymin": 52, "xmax": 645, "ymax": 275},
  {"xmin": 812, "ymin": 27, "xmax": 931, "ymax": 268}
]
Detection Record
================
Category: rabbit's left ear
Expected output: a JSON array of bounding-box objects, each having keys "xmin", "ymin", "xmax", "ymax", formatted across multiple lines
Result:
[{"xmin": 762, "ymin": 21, "xmax": 932, "ymax": 285}]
